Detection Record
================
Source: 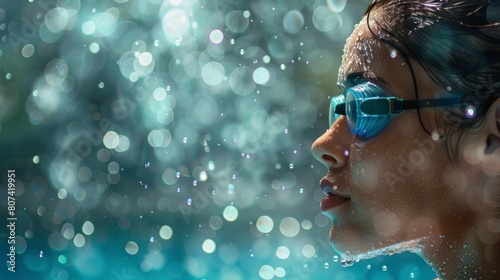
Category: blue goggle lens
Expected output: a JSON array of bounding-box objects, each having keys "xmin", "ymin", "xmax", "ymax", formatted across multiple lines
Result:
[{"xmin": 329, "ymin": 82, "xmax": 393, "ymax": 139}]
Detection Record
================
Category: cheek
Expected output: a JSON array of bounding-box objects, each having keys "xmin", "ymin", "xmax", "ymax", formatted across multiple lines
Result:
[{"xmin": 348, "ymin": 133, "xmax": 453, "ymax": 211}]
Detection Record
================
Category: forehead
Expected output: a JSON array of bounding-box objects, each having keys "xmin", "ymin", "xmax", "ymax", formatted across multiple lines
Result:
[{"xmin": 338, "ymin": 16, "xmax": 419, "ymax": 99}]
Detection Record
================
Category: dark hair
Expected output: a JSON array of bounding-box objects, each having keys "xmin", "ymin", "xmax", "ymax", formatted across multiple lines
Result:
[{"xmin": 365, "ymin": 0, "xmax": 500, "ymax": 159}]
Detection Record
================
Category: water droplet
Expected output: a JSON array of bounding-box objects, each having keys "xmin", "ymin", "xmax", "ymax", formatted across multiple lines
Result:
[
  {"xmin": 193, "ymin": 180, "xmax": 198, "ymax": 186},
  {"xmin": 289, "ymin": 163, "xmax": 294, "ymax": 169},
  {"xmin": 390, "ymin": 49, "xmax": 397, "ymax": 58},
  {"xmin": 439, "ymin": 235, "xmax": 445, "ymax": 239},
  {"xmin": 382, "ymin": 265, "xmax": 388, "ymax": 271},
  {"xmin": 98, "ymin": 82, "xmax": 105, "ymax": 88},
  {"xmin": 333, "ymin": 185, "xmax": 338, "ymax": 190},
  {"xmin": 39, "ymin": 250, "xmax": 43, "ymax": 258},
  {"xmin": 150, "ymin": 236, "xmax": 154, "ymax": 242},
  {"xmin": 208, "ymin": 161, "xmax": 215, "ymax": 170},
  {"xmin": 183, "ymin": 137, "xmax": 188, "ymax": 143},
  {"xmin": 367, "ymin": 264, "xmax": 371, "ymax": 270},
  {"xmin": 187, "ymin": 198, "xmax": 192, "ymax": 206},
  {"xmin": 410, "ymin": 272, "xmax": 415, "ymax": 278},
  {"xmin": 344, "ymin": 150, "xmax": 349, "ymax": 157},
  {"xmin": 465, "ymin": 105, "xmax": 476, "ymax": 118},
  {"xmin": 324, "ymin": 262, "xmax": 329, "ymax": 269},
  {"xmin": 333, "ymin": 255, "xmax": 339, "ymax": 262},
  {"xmin": 144, "ymin": 162, "xmax": 150, "ymax": 168},
  {"xmin": 176, "ymin": 187, "xmax": 181, "ymax": 193},
  {"xmin": 299, "ymin": 188, "xmax": 304, "ymax": 194},
  {"xmin": 431, "ymin": 130, "xmax": 440, "ymax": 141}
]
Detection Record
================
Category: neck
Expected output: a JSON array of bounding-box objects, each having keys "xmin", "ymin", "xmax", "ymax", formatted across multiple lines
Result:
[{"xmin": 419, "ymin": 224, "xmax": 500, "ymax": 279}]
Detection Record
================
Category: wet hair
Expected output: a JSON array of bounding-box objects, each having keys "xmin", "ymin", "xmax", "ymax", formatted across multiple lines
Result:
[{"xmin": 364, "ymin": 0, "xmax": 500, "ymax": 160}]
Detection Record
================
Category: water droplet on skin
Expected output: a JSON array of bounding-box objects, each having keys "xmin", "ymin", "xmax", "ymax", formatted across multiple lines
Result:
[
  {"xmin": 431, "ymin": 130, "xmax": 440, "ymax": 141},
  {"xmin": 390, "ymin": 49, "xmax": 397, "ymax": 58}
]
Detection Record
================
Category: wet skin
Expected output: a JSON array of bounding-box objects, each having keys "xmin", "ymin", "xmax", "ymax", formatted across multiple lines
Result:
[{"xmin": 311, "ymin": 11, "xmax": 500, "ymax": 275}]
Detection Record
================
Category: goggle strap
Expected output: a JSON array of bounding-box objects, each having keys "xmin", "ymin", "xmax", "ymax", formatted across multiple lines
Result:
[{"xmin": 394, "ymin": 97, "xmax": 461, "ymax": 112}]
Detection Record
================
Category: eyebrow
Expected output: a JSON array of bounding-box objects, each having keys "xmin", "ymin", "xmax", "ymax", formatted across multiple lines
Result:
[{"xmin": 338, "ymin": 72, "xmax": 391, "ymax": 90}]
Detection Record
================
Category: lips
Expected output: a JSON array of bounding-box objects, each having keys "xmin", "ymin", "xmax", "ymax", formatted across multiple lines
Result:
[{"xmin": 320, "ymin": 178, "xmax": 351, "ymax": 212}]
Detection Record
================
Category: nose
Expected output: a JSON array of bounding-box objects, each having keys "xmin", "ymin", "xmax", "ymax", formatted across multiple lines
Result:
[{"xmin": 311, "ymin": 118, "xmax": 351, "ymax": 169}]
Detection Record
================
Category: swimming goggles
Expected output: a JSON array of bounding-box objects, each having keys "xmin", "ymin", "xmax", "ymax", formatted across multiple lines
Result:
[{"xmin": 330, "ymin": 81, "xmax": 461, "ymax": 139}]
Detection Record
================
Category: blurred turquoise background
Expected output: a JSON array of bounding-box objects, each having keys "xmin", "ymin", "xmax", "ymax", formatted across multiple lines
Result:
[{"xmin": 0, "ymin": 0, "xmax": 437, "ymax": 279}]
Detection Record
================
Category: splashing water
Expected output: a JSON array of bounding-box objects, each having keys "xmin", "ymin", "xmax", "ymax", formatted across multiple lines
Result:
[{"xmin": 343, "ymin": 239, "xmax": 424, "ymax": 264}]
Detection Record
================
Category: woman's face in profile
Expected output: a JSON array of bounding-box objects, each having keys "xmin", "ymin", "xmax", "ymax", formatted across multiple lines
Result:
[{"xmin": 311, "ymin": 15, "xmax": 479, "ymax": 260}]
